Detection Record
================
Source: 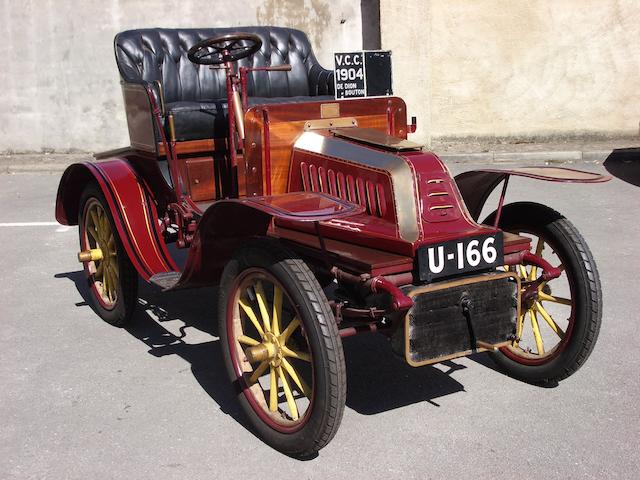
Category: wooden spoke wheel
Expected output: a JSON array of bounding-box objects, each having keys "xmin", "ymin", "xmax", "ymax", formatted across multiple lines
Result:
[
  {"xmin": 79, "ymin": 185, "xmax": 137, "ymax": 326},
  {"xmin": 485, "ymin": 202, "xmax": 602, "ymax": 385},
  {"xmin": 219, "ymin": 240, "xmax": 346, "ymax": 457}
]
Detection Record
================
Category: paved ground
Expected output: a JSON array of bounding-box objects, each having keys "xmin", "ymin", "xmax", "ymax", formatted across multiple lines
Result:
[{"xmin": 1, "ymin": 164, "xmax": 639, "ymax": 479}]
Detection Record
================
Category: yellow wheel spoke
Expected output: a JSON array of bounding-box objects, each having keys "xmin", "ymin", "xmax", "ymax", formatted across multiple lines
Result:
[
  {"xmin": 535, "ymin": 301, "xmax": 565, "ymax": 339},
  {"xmin": 239, "ymin": 298, "xmax": 265, "ymax": 338},
  {"xmin": 269, "ymin": 366, "xmax": 278, "ymax": 412},
  {"xmin": 282, "ymin": 345, "xmax": 311, "ymax": 362},
  {"xmin": 111, "ymin": 263, "xmax": 119, "ymax": 280},
  {"xmin": 248, "ymin": 360, "xmax": 269, "ymax": 384},
  {"xmin": 90, "ymin": 210, "xmax": 100, "ymax": 235},
  {"xmin": 254, "ymin": 281, "xmax": 271, "ymax": 333},
  {"xmin": 272, "ymin": 285, "xmax": 283, "ymax": 336},
  {"xmin": 277, "ymin": 366, "xmax": 299, "ymax": 420},
  {"xmin": 515, "ymin": 311, "xmax": 525, "ymax": 342},
  {"xmin": 530, "ymin": 309, "xmax": 545, "ymax": 355},
  {"xmin": 279, "ymin": 317, "xmax": 300, "ymax": 343},
  {"xmin": 107, "ymin": 266, "xmax": 117, "ymax": 301},
  {"xmin": 539, "ymin": 292, "xmax": 572, "ymax": 305},
  {"xmin": 518, "ymin": 265, "xmax": 528, "ymax": 279},
  {"xmin": 528, "ymin": 239, "xmax": 544, "ymax": 281},
  {"xmin": 534, "ymin": 237, "xmax": 545, "ymax": 256},
  {"xmin": 87, "ymin": 225, "xmax": 99, "ymax": 242},
  {"xmin": 281, "ymin": 358, "xmax": 311, "ymax": 398},
  {"xmin": 238, "ymin": 335, "xmax": 260, "ymax": 347},
  {"xmin": 95, "ymin": 262, "xmax": 104, "ymax": 278}
]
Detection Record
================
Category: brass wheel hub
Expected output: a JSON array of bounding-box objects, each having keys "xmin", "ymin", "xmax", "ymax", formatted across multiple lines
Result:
[{"xmin": 245, "ymin": 332, "xmax": 285, "ymax": 366}]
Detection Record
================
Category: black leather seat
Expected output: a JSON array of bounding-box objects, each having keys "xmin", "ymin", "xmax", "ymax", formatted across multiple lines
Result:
[{"xmin": 114, "ymin": 27, "xmax": 335, "ymax": 142}]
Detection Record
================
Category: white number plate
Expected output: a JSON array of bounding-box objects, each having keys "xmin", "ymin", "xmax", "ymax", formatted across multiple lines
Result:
[{"xmin": 417, "ymin": 233, "xmax": 504, "ymax": 281}]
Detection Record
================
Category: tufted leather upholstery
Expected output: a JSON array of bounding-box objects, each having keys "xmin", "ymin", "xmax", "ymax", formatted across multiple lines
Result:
[{"xmin": 115, "ymin": 27, "xmax": 335, "ymax": 141}]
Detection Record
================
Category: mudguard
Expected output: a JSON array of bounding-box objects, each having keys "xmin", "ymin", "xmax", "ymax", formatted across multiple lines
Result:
[
  {"xmin": 454, "ymin": 166, "xmax": 610, "ymax": 221},
  {"xmin": 173, "ymin": 192, "xmax": 364, "ymax": 289},
  {"xmin": 55, "ymin": 160, "xmax": 178, "ymax": 281}
]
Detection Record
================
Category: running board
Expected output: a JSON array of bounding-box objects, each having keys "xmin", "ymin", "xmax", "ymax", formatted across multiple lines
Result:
[{"xmin": 149, "ymin": 271, "xmax": 182, "ymax": 290}]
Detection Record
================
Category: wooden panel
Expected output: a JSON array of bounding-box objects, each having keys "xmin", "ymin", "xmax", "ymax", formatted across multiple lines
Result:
[
  {"xmin": 244, "ymin": 97, "xmax": 409, "ymax": 198},
  {"xmin": 157, "ymin": 138, "xmax": 226, "ymax": 156},
  {"xmin": 185, "ymin": 157, "xmax": 216, "ymax": 202},
  {"xmin": 272, "ymin": 225, "xmax": 413, "ymax": 276}
]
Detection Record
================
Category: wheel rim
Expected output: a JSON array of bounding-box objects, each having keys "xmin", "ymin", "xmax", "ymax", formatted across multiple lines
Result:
[
  {"xmin": 502, "ymin": 232, "xmax": 576, "ymax": 365},
  {"xmin": 227, "ymin": 269, "xmax": 315, "ymax": 433},
  {"xmin": 82, "ymin": 198, "xmax": 119, "ymax": 309}
]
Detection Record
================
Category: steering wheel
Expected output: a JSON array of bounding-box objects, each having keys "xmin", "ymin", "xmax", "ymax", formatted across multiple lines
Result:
[{"xmin": 187, "ymin": 33, "xmax": 262, "ymax": 65}]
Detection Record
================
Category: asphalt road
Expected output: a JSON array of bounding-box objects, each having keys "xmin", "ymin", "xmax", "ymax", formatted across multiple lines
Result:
[{"xmin": 1, "ymin": 165, "xmax": 639, "ymax": 479}]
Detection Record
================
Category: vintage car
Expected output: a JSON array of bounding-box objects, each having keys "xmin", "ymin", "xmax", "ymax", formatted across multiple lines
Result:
[{"xmin": 55, "ymin": 27, "xmax": 609, "ymax": 456}]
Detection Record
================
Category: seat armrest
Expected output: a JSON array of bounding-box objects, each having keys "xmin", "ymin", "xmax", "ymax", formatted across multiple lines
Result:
[
  {"xmin": 121, "ymin": 80, "xmax": 165, "ymax": 116},
  {"xmin": 308, "ymin": 64, "xmax": 335, "ymax": 96}
]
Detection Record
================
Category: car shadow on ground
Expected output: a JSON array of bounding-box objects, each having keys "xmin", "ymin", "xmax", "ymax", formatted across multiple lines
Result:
[{"xmin": 56, "ymin": 270, "xmax": 472, "ymax": 433}]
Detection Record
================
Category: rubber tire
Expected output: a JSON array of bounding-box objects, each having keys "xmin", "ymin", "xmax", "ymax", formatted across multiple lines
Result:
[
  {"xmin": 78, "ymin": 184, "xmax": 138, "ymax": 327},
  {"xmin": 484, "ymin": 202, "xmax": 602, "ymax": 385},
  {"xmin": 218, "ymin": 239, "xmax": 346, "ymax": 457}
]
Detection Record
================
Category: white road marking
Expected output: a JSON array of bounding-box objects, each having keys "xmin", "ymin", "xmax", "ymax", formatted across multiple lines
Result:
[{"xmin": 0, "ymin": 222, "xmax": 60, "ymax": 227}]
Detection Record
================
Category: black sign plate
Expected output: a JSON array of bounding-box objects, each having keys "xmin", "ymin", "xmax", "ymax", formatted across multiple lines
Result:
[
  {"xmin": 334, "ymin": 51, "xmax": 393, "ymax": 100},
  {"xmin": 417, "ymin": 232, "xmax": 504, "ymax": 282}
]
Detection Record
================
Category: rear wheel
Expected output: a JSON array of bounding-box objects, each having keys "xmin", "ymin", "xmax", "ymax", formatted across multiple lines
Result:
[
  {"xmin": 78, "ymin": 184, "xmax": 138, "ymax": 326},
  {"xmin": 484, "ymin": 202, "xmax": 602, "ymax": 385},
  {"xmin": 218, "ymin": 240, "xmax": 346, "ymax": 457}
]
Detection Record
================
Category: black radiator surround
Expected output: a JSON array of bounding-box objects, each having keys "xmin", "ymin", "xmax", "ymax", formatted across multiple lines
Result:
[{"xmin": 395, "ymin": 274, "xmax": 518, "ymax": 366}]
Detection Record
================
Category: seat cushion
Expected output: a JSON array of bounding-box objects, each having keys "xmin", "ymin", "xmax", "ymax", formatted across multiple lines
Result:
[
  {"xmin": 166, "ymin": 100, "xmax": 228, "ymax": 142},
  {"xmin": 167, "ymin": 96, "xmax": 334, "ymax": 141}
]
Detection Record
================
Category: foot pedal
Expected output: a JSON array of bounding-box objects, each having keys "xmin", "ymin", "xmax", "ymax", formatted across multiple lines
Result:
[{"xmin": 149, "ymin": 271, "xmax": 182, "ymax": 290}]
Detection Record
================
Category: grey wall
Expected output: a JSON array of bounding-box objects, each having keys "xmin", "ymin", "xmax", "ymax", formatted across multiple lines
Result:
[{"xmin": 0, "ymin": 0, "xmax": 362, "ymax": 153}]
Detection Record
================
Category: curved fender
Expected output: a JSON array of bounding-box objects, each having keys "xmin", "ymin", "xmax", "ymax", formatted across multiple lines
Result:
[
  {"xmin": 55, "ymin": 160, "xmax": 178, "ymax": 281},
  {"xmin": 174, "ymin": 192, "xmax": 364, "ymax": 289},
  {"xmin": 454, "ymin": 166, "xmax": 610, "ymax": 221}
]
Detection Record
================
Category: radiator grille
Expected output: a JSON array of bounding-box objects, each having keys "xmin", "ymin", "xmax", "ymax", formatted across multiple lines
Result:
[{"xmin": 300, "ymin": 162, "xmax": 387, "ymax": 217}]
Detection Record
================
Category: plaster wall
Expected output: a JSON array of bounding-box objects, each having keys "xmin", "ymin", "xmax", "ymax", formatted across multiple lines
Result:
[
  {"xmin": 0, "ymin": 0, "xmax": 362, "ymax": 152},
  {"xmin": 381, "ymin": 0, "xmax": 640, "ymax": 144}
]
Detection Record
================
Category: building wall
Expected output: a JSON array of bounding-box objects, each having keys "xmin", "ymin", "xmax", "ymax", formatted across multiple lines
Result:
[
  {"xmin": 382, "ymin": 0, "xmax": 640, "ymax": 144},
  {"xmin": 0, "ymin": 0, "xmax": 362, "ymax": 152},
  {"xmin": 2, "ymin": 1, "xmax": 638, "ymax": 152}
]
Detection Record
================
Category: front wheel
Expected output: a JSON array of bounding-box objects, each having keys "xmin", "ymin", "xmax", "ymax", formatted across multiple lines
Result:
[
  {"xmin": 484, "ymin": 202, "xmax": 602, "ymax": 385},
  {"xmin": 218, "ymin": 240, "xmax": 346, "ymax": 457}
]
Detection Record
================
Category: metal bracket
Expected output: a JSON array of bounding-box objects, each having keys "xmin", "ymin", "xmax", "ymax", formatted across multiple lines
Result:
[{"xmin": 304, "ymin": 117, "xmax": 358, "ymax": 131}]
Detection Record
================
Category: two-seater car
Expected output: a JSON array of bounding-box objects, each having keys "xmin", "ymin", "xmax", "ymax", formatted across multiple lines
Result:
[{"xmin": 55, "ymin": 26, "xmax": 609, "ymax": 456}]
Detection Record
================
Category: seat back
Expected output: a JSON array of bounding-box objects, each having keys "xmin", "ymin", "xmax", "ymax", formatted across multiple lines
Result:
[{"xmin": 114, "ymin": 26, "xmax": 334, "ymax": 103}]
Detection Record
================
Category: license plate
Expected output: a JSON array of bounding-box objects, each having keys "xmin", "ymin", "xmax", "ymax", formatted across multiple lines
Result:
[{"xmin": 417, "ymin": 232, "xmax": 504, "ymax": 282}]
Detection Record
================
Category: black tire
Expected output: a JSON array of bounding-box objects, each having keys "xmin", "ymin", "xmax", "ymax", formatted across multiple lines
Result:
[
  {"xmin": 484, "ymin": 202, "xmax": 602, "ymax": 385},
  {"xmin": 78, "ymin": 184, "xmax": 138, "ymax": 326},
  {"xmin": 218, "ymin": 239, "xmax": 346, "ymax": 457}
]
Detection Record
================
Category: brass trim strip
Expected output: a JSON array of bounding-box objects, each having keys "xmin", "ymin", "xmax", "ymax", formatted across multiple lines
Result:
[
  {"xmin": 304, "ymin": 117, "xmax": 358, "ymax": 130},
  {"xmin": 404, "ymin": 272, "xmax": 521, "ymax": 367},
  {"xmin": 429, "ymin": 204, "xmax": 453, "ymax": 210},
  {"xmin": 427, "ymin": 191, "xmax": 449, "ymax": 197}
]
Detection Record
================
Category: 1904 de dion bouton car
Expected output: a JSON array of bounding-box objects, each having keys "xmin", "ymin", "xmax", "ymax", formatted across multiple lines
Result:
[{"xmin": 55, "ymin": 27, "xmax": 609, "ymax": 456}]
